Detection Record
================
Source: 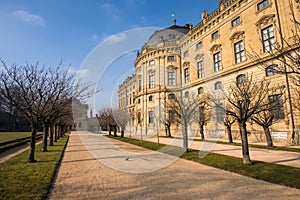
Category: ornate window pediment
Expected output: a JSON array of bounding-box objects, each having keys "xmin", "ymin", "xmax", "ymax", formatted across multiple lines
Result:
[
  {"xmin": 230, "ymin": 31, "xmax": 245, "ymax": 41},
  {"xmin": 255, "ymin": 14, "xmax": 276, "ymax": 27},
  {"xmin": 210, "ymin": 44, "xmax": 222, "ymax": 52},
  {"xmin": 167, "ymin": 65, "xmax": 177, "ymax": 70},
  {"xmin": 148, "ymin": 69, "xmax": 155, "ymax": 74},
  {"xmin": 195, "ymin": 53, "xmax": 204, "ymax": 61},
  {"xmin": 183, "ymin": 61, "xmax": 190, "ymax": 67}
]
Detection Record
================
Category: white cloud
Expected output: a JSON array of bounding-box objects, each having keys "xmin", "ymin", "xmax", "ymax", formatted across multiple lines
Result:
[
  {"xmin": 12, "ymin": 10, "xmax": 45, "ymax": 27},
  {"xmin": 99, "ymin": 2, "xmax": 121, "ymax": 22}
]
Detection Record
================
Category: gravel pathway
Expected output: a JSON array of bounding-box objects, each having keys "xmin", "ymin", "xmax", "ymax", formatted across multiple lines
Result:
[{"xmin": 48, "ymin": 131, "xmax": 300, "ymax": 200}]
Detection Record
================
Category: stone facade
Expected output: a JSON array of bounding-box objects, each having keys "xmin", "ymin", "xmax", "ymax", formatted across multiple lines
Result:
[{"xmin": 118, "ymin": 0, "xmax": 300, "ymax": 143}]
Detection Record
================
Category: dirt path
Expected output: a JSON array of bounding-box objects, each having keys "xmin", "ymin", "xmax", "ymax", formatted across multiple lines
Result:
[{"xmin": 48, "ymin": 131, "xmax": 300, "ymax": 200}]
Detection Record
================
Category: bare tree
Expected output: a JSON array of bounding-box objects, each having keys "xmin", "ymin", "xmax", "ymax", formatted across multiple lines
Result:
[
  {"xmin": 193, "ymin": 94, "xmax": 211, "ymax": 140},
  {"xmin": 166, "ymin": 92, "xmax": 198, "ymax": 152},
  {"xmin": 97, "ymin": 107, "xmax": 117, "ymax": 136},
  {"xmin": 211, "ymin": 75, "xmax": 272, "ymax": 165},
  {"xmin": 114, "ymin": 108, "xmax": 130, "ymax": 138},
  {"xmin": 251, "ymin": 89, "xmax": 286, "ymax": 147}
]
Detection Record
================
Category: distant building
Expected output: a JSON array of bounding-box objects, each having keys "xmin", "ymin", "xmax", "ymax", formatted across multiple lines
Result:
[{"xmin": 72, "ymin": 99, "xmax": 88, "ymax": 130}]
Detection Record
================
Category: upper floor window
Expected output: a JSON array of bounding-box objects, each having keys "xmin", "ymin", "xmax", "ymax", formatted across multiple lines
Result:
[
  {"xmin": 212, "ymin": 31, "xmax": 219, "ymax": 40},
  {"xmin": 257, "ymin": 0, "xmax": 269, "ymax": 11},
  {"xmin": 184, "ymin": 68, "xmax": 189, "ymax": 83},
  {"xmin": 184, "ymin": 91, "xmax": 189, "ymax": 98},
  {"xmin": 196, "ymin": 42, "xmax": 203, "ymax": 49},
  {"xmin": 198, "ymin": 87, "xmax": 204, "ymax": 94},
  {"xmin": 231, "ymin": 16, "xmax": 241, "ymax": 27},
  {"xmin": 183, "ymin": 51, "xmax": 189, "ymax": 57},
  {"xmin": 215, "ymin": 81, "xmax": 223, "ymax": 90},
  {"xmin": 149, "ymin": 75, "xmax": 155, "ymax": 88},
  {"xmin": 138, "ymin": 98, "xmax": 141, "ymax": 104},
  {"xmin": 168, "ymin": 56, "xmax": 175, "ymax": 62},
  {"xmin": 266, "ymin": 64, "xmax": 279, "ymax": 76},
  {"xmin": 197, "ymin": 61, "xmax": 204, "ymax": 78},
  {"xmin": 213, "ymin": 52, "xmax": 221, "ymax": 72},
  {"xmin": 234, "ymin": 41, "xmax": 245, "ymax": 63},
  {"xmin": 168, "ymin": 71, "xmax": 176, "ymax": 86},
  {"xmin": 168, "ymin": 93, "xmax": 176, "ymax": 99},
  {"xmin": 236, "ymin": 74, "xmax": 246, "ymax": 84},
  {"xmin": 262, "ymin": 25, "xmax": 276, "ymax": 52},
  {"xmin": 149, "ymin": 60, "xmax": 155, "ymax": 66}
]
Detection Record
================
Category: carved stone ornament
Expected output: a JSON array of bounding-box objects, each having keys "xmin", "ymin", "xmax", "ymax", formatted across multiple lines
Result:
[
  {"xmin": 255, "ymin": 14, "xmax": 276, "ymax": 27},
  {"xmin": 148, "ymin": 69, "xmax": 155, "ymax": 74},
  {"xmin": 183, "ymin": 61, "xmax": 190, "ymax": 67},
  {"xmin": 167, "ymin": 65, "xmax": 177, "ymax": 70},
  {"xmin": 209, "ymin": 44, "xmax": 222, "ymax": 52},
  {"xmin": 230, "ymin": 31, "xmax": 245, "ymax": 41},
  {"xmin": 194, "ymin": 53, "xmax": 204, "ymax": 61}
]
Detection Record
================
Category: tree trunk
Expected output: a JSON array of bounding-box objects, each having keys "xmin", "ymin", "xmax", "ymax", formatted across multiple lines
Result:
[
  {"xmin": 60, "ymin": 125, "xmax": 63, "ymax": 137},
  {"xmin": 239, "ymin": 121, "xmax": 252, "ymax": 165},
  {"xmin": 54, "ymin": 125, "xmax": 57, "ymax": 142},
  {"xmin": 225, "ymin": 124, "xmax": 233, "ymax": 143},
  {"xmin": 49, "ymin": 125, "xmax": 54, "ymax": 146},
  {"xmin": 109, "ymin": 125, "xmax": 112, "ymax": 135},
  {"xmin": 57, "ymin": 126, "xmax": 60, "ymax": 140},
  {"xmin": 28, "ymin": 126, "xmax": 37, "ymax": 163},
  {"xmin": 113, "ymin": 125, "xmax": 117, "ymax": 137},
  {"xmin": 41, "ymin": 125, "xmax": 49, "ymax": 152},
  {"xmin": 167, "ymin": 124, "xmax": 171, "ymax": 137},
  {"xmin": 121, "ymin": 130, "xmax": 124, "ymax": 138},
  {"xmin": 263, "ymin": 126, "xmax": 273, "ymax": 147},
  {"xmin": 199, "ymin": 124, "xmax": 205, "ymax": 140},
  {"xmin": 183, "ymin": 120, "xmax": 189, "ymax": 152}
]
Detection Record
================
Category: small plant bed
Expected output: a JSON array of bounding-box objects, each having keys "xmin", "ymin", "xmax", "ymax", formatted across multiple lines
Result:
[
  {"xmin": 107, "ymin": 135, "xmax": 300, "ymax": 189},
  {"xmin": 0, "ymin": 132, "xmax": 43, "ymax": 153},
  {"xmin": 0, "ymin": 135, "xmax": 69, "ymax": 200}
]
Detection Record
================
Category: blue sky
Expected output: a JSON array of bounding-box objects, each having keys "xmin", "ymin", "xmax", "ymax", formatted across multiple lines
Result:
[{"xmin": 0, "ymin": 0, "xmax": 219, "ymax": 112}]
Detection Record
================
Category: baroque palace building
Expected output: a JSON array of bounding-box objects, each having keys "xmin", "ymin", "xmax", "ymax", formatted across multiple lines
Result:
[{"xmin": 118, "ymin": 0, "xmax": 300, "ymax": 142}]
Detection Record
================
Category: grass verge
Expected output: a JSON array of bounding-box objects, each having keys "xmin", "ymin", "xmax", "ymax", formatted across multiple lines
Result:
[
  {"xmin": 107, "ymin": 135, "xmax": 300, "ymax": 189},
  {"xmin": 0, "ymin": 135, "xmax": 69, "ymax": 200},
  {"xmin": 0, "ymin": 132, "xmax": 43, "ymax": 153},
  {"xmin": 159, "ymin": 135, "xmax": 300, "ymax": 153}
]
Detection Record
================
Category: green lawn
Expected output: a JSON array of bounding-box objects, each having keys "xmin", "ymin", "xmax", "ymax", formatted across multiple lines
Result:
[
  {"xmin": 0, "ymin": 132, "xmax": 43, "ymax": 153},
  {"xmin": 107, "ymin": 135, "xmax": 300, "ymax": 189},
  {"xmin": 0, "ymin": 135, "xmax": 69, "ymax": 200},
  {"xmin": 0, "ymin": 132, "xmax": 34, "ymax": 143}
]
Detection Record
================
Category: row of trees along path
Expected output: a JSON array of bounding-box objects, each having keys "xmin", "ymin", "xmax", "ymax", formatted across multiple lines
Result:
[{"xmin": 0, "ymin": 60, "xmax": 89, "ymax": 162}]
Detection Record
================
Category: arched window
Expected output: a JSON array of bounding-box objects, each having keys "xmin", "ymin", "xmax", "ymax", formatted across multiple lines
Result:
[
  {"xmin": 149, "ymin": 96, "xmax": 153, "ymax": 101},
  {"xmin": 198, "ymin": 87, "xmax": 204, "ymax": 94},
  {"xmin": 168, "ymin": 93, "xmax": 176, "ymax": 99},
  {"xmin": 236, "ymin": 74, "xmax": 246, "ymax": 84},
  {"xmin": 215, "ymin": 81, "xmax": 222, "ymax": 90},
  {"xmin": 184, "ymin": 91, "xmax": 189, "ymax": 98},
  {"xmin": 266, "ymin": 64, "xmax": 279, "ymax": 76}
]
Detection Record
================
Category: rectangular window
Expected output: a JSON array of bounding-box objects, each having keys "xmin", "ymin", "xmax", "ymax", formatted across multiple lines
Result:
[
  {"xmin": 234, "ymin": 41, "xmax": 245, "ymax": 63},
  {"xmin": 138, "ymin": 80, "xmax": 142, "ymax": 92},
  {"xmin": 213, "ymin": 52, "xmax": 221, "ymax": 72},
  {"xmin": 149, "ymin": 60, "xmax": 155, "ymax": 66},
  {"xmin": 196, "ymin": 42, "xmax": 203, "ymax": 49},
  {"xmin": 269, "ymin": 94, "xmax": 285, "ymax": 119},
  {"xmin": 184, "ymin": 68, "xmax": 189, "ymax": 83},
  {"xmin": 149, "ymin": 111, "xmax": 154, "ymax": 124},
  {"xmin": 168, "ymin": 110, "xmax": 175, "ymax": 124},
  {"xmin": 168, "ymin": 56, "xmax": 175, "ymax": 61},
  {"xmin": 257, "ymin": 0, "xmax": 269, "ymax": 11},
  {"xmin": 262, "ymin": 25, "xmax": 276, "ymax": 52},
  {"xmin": 212, "ymin": 31, "xmax": 219, "ymax": 40},
  {"xmin": 231, "ymin": 16, "xmax": 241, "ymax": 27},
  {"xmin": 183, "ymin": 51, "xmax": 189, "ymax": 57},
  {"xmin": 149, "ymin": 75, "xmax": 154, "ymax": 89},
  {"xmin": 197, "ymin": 61, "xmax": 204, "ymax": 78},
  {"xmin": 216, "ymin": 103, "xmax": 225, "ymax": 123},
  {"xmin": 168, "ymin": 71, "xmax": 176, "ymax": 86},
  {"xmin": 168, "ymin": 93, "xmax": 175, "ymax": 99}
]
